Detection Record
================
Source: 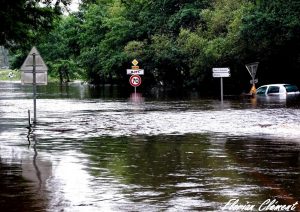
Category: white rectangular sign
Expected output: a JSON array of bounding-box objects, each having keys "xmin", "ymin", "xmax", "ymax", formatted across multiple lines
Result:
[
  {"xmin": 21, "ymin": 71, "xmax": 48, "ymax": 85},
  {"xmin": 212, "ymin": 68, "xmax": 230, "ymax": 73},
  {"xmin": 127, "ymin": 69, "xmax": 144, "ymax": 75},
  {"xmin": 213, "ymin": 72, "xmax": 230, "ymax": 78}
]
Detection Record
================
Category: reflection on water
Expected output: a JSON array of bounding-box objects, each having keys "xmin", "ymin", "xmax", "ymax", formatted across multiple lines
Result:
[
  {"xmin": 0, "ymin": 161, "xmax": 45, "ymax": 212},
  {"xmin": 0, "ymin": 144, "xmax": 49, "ymax": 211},
  {"xmin": 1, "ymin": 82, "xmax": 300, "ymax": 211}
]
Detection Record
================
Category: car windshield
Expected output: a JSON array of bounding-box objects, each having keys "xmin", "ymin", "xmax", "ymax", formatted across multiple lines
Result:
[
  {"xmin": 284, "ymin": 85, "xmax": 299, "ymax": 92},
  {"xmin": 256, "ymin": 86, "xmax": 267, "ymax": 95}
]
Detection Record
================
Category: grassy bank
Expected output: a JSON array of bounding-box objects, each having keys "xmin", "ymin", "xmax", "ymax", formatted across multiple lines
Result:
[
  {"xmin": 0, "ymin": 69, "xmax": 21, "ymax": 81},
  {"xmin": 0, "ymin": 69, "xmax": 62, "ymax": 83}
]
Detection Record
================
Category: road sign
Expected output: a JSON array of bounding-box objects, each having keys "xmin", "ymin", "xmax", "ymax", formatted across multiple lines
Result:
[
  {"xmin": 213, "ymin": 72, "xmax": 230, "ymax": 78},
  {"xmin": 246, "ymin": 62, "xmax": 259, "ymax": 95},
  {"xmin": 250, "ymin": 79, "xmax": 258, "ymax": 84},
  {"xmin": 212, "ymin": 68, "xmax": 230, "ymax": 73},
  {"xmin": 212, "ymin": 67, "xmax": 231, "ymax": 103},
  {"xmin": 20, "ymin": 46, "xmax": 48, "ymax": 85},
  {"xmin": 212, "ymin": 67, "xmax": 230, "ymax": 77},
  {"xmin": 127, "ymin": 69, "xmax": 144, "ymax": 75},
  {"xmin": 132, "ymin": 59, "xmax": 139, "ymax": 66},
  {"xmin": 245, "ymin": 62, "xmax": 259, "ymax": 79},
  {"xmin": 129, "ymin": 75, "xmax": 142, "ymax": 87},
  {"xmin": 20, "ymin": 46, "xmax": 48, "ymax": 124}
]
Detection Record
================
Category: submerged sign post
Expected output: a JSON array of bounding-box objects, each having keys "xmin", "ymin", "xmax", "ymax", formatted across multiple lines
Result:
[
  {"xmin": 20, "ymin": 46, "xmax": 48, "ymax": 123},
  {"xmin": 212, "ymin": 68, "xmax": 231, "ymax": 103},
  {"xmin": 245, "ymin": 62, "xmax": 259, "ymax": 95},
  {"xmin": 127, "ymin": 59, "xmax": 144, "ymax": 94}
]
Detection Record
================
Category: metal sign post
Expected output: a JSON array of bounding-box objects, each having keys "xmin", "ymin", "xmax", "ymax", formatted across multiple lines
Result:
[
  {"xmin": 32, "ymin": 53, "xmax": 37, "ymax": 123},
  {"xmin": 20, "ymin": 47, "xmax": 48, "ymax": 124},
  {"xmin": 220, "ymin": 77, "xmax": 223, "ymax": 102},
  {"xmin": 129, "ymin": 75, "xmax": 142, "ymax": 94},
  {"xmin": 127, "ymin": 59, "xmax": 143, "ymax": 95},
  {"xmin": 212, "ymin": 68, "xmax": 231, "ymax": 103},
  {"xmin": 245, "ymin": 62, "xmax": 259, "ymax": 95}
]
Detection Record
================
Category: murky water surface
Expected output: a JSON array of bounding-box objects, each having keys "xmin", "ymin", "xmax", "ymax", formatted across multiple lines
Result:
[{"xmin": 1, "ymin": 82, "xmax": 300, "ymax": 211}]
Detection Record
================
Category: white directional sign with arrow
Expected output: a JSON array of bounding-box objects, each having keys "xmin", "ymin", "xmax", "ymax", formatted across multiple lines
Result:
[
  {"xmin": 212, "ymin": 68, "xmax": 230, "ymax": 78},
  {"xmin": 212, "ymin": 67, "xmax": 231, "ymax": 103}
]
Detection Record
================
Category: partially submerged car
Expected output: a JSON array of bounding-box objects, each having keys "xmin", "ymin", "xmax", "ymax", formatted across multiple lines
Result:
[{"xmin": 256, "ymin": 84, "xmax": 300, "ymax": 96}]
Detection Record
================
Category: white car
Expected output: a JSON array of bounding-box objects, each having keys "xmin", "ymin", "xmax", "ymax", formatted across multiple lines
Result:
[{"xmin": 256, "ymin": 84, "xmax": 300, "ymax": 96}]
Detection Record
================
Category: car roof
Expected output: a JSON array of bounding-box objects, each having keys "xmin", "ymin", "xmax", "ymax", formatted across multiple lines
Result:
[{"xmin": 258, "ymin": 84, "xmax": 290, "ymax": 87}]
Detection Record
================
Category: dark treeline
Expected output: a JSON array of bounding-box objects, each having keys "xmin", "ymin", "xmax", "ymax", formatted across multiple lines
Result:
[{"xmin": 6, "ymin": 0, "xmax": 300, "ymax": 94}]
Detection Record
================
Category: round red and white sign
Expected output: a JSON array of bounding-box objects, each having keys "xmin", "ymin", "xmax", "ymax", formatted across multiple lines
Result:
[{"xmin": 129, "ymin": 75, "xmax": 142, "ymax": 87}]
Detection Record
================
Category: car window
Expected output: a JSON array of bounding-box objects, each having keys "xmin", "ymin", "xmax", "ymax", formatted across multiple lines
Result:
[
  {"xmin": 267, "ymin": 86, "xmax": 280, "ymax": 94},
  {"xmin": 256, "ymin": 86, "xmax": 267, "ymax": 94},
  {"xmin": 284, "ymin": 85, "xmax": 299, "ymax": 92}
]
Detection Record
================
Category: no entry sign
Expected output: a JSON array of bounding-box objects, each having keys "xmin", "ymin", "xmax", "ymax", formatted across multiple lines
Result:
[{"xmin": 129, "ymin": 75, "xmax": 142, "ymax": 87}]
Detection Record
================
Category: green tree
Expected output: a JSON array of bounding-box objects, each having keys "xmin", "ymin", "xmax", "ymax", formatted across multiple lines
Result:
[
  {"xmin": 78, "ymin": 1, "xmax": 132, "ymax": 83},
  {"xmin": 176, "ymin": 0, "xmax": 252, "ymax": 91},
  {"xmin": 240, "ymin": 0, "xmax": 300, "ymax": 84},
  {"xmin": 9, "ymin": 0, "xmax": 300, "ymax": 92},
  {"xmin": 0, "ymin": 0, "xmax": 71, "ymax": 46},
  {"xmin": 36, "ymin": 15, "xmax": 84, "ymax": 80}
]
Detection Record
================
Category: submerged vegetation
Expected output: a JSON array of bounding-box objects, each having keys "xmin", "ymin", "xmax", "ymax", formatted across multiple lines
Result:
[{"xmin": 3, "ymin": 0, "xmax": 300, "ymax": 94}]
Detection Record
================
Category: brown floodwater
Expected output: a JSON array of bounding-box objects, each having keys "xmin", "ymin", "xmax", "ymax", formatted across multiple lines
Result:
[{"xmin": 0, "ymin": 81, "xmax": 300, "ymax": 211}]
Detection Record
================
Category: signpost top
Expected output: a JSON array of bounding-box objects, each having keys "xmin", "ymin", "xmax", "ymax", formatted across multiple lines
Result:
[
  {"xmin": 20, "ymin": 46, "xmax": 48, "ymax": 72},
  {"xmin": 20, "ymin": 46, "xmax": 48, "ymax": 85},
  {"xmin": 245, "ymin": 62, "xmax": 259, "ymax": 79},
  {"xmin": 245, "ymin": 62, "xmax": 259, "ymax": 67},
  {"xmin": 127, "ymin": 59, "xmax": 143, "ymax": 93},
  {"xmin": 212, "ymin": 67, "xmax": 231, "ymax": 77},
  {"xmin": 132, "ymin": 59, "xmax": 139, "ymax": 66}
]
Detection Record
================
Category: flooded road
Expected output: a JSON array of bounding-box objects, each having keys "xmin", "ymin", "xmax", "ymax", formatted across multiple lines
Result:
[{"xmin": 1, "ymin": 81, "xmax": 300, "ymax": 211}]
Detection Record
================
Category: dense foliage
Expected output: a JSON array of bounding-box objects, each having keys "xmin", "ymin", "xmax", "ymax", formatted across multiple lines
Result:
[
  {"xmin": 0, "ymin": 0, "xmax": 71, "ymax": 46},
  {"xmin": 7, "ymin": 0, "xmax": 300, "ymax": 94}
]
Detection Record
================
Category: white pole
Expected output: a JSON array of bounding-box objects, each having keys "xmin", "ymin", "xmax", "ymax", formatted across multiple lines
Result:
[
  {"xmin": 220, "ymin": 77, "xmax": 223, "ymax": 103},
  {"xmin": 28, "ymin": 110, "xmax": 31, "ymax": 126},
  {"xmin": 32, "ymin": 53, "xmax": 37, "ymax": 123}
]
